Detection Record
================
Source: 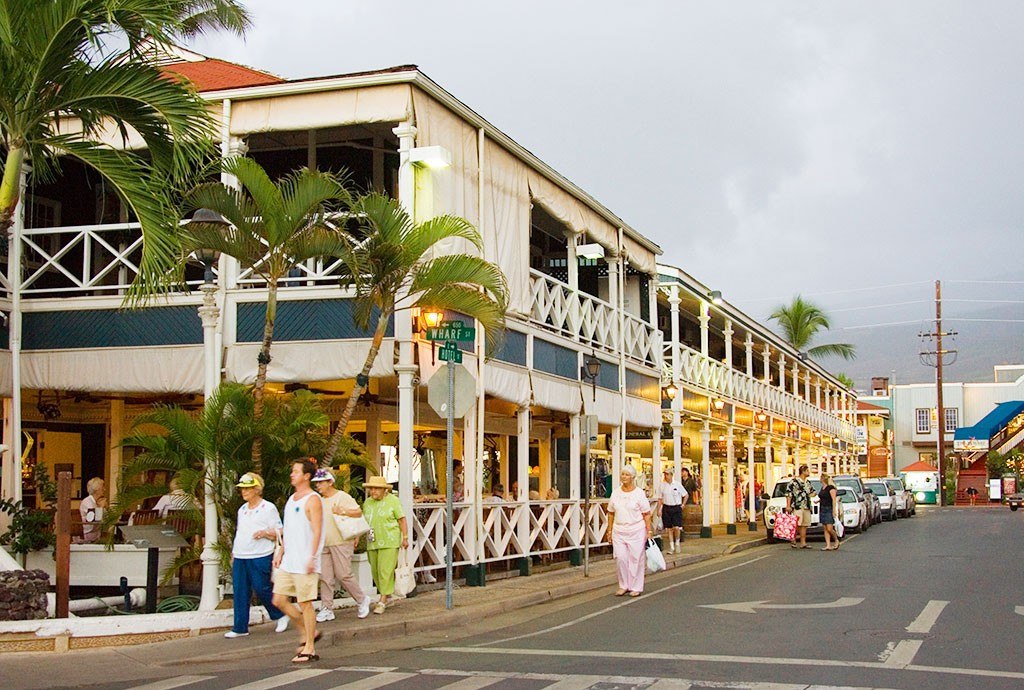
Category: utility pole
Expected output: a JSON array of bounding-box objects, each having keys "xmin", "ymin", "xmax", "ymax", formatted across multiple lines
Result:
[{"xmin": 919, "ymin": 280, "xmax": 957, "ymax": 506}]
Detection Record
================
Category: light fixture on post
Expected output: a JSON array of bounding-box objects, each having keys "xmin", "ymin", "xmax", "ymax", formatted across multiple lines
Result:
[
  {"xmin": 409, "ymin": 145, "xmax": 452, "ymax": 169},
  {"xmin": 797, "ymin": 352, "xmax": 809, "ymax": 362},
  {"xmin": 712, "ymin": 398, "xmax": 726, "ymax": 411},
  {"xmin": 576, "ymin": 242, "xmax": 606, "ymax": 260},
  {"xmin": 186, "ymin": 209, "xmax": 227, "ymax": 612},
  {"xmin": 662, "ymin": 383, "xmax": 678, "ymax": 401},
  {"xmin": 708, "ymin": 290, "xmax": 723, "ymax": 306},
  {"xmin": 756, "ymin": 411, "xmax": 767, "ymax": 424},
  {"xmin": 581, "ymin": 352, "xmax": 601, "ymax": 402},
  {"xmin": 417, "ymin": 307, "xmax": 445, "ymax": 364}
]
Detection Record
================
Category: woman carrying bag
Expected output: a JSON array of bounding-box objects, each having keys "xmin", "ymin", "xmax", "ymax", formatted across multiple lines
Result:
[
  {"xmin": 606, "ymin": 464, "xmax": 653, "ymax": 597},
  {"xmin": 362, "ymin": 476, "xmax": 408, "ymax": 614}
]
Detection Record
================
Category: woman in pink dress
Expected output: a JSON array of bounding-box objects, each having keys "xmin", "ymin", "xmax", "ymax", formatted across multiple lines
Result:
[{"xmin": 606, "ymin": 464, "xmax": 653, "ymax": 597}]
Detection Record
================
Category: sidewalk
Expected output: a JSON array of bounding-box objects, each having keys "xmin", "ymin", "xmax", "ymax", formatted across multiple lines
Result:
[{"xmin": 116, "ymin": 525, "xmax": 768, "ymax": 665}]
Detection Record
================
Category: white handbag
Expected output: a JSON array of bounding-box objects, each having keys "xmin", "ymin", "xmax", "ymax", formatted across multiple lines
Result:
[
  {"xmin": 333, "ymin": 514, "xmax": 371, "ymax": 541},
  {"xmin": 393, "ymin": 550, "xmax": 416, "ymax": 597},
  {"xmin": 834, "ymin": 516, "xmax": 845, "ymax": 539},
  {"xmin": 645, "ymin": 538, "xmax": 667, "ymax": 573}
]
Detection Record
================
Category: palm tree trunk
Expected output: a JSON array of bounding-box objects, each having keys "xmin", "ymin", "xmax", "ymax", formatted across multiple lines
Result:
[
  {"xmin": 322, "ymin": 313, "xmax": 391, "ymax": 466},
  {"xmin": 250, "ymin": 281, "xmax": 278, "ymax": 472},
  {"xmin": 0, "ymin": 145, "xmax": 26, "ymax": 236}
]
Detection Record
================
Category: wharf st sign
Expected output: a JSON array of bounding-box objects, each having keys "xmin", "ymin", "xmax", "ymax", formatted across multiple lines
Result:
[{"xmin": 426, "ymin": 320, "xmax": 476, "ymax": 343}]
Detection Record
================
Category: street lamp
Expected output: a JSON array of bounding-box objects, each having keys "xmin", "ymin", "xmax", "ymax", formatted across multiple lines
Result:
[
  {"xmin": 662, "ymin": 383, "xmax": 678, "ymax": 401},
  {"xmin": 581, "ymin": 352, "xmax": 601, "ymax": 402},
  {"xmin": 188, "ymin": 209, "xmax": 226, "ymax": 612},
  {"xmin": 708, "ymin": 290, "xmax": 723, "ymax": 306}
]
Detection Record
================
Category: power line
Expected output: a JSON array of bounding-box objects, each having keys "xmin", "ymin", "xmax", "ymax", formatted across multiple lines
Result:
[
  {"xmin": 946, "ymin": 279, "xmax": 1024, "ymax": 285},
  {"xmin": 840, "ymin": 316, "xmax": 1024, "ymax": 330},
  {"xmin": 829, "ymin": 300, "xmax": 928, "ymax": 313},
  {"xmin": 736, "ymin": 280, "xmax": 931, "ymax": 303}
]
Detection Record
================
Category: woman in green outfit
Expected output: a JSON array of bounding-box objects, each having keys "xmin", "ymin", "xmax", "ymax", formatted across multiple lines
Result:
[{"xmin": 362, "ymin": 475, "xmax": 408, "ymax": 614}]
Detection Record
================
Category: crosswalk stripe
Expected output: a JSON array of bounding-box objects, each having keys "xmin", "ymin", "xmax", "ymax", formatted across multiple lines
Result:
[
  {"xmin": 326, "ymin": 671, "xmax": 417, "ymax": 689},
  {"xmin": 227, "ymin": 669, "xmax": 331, "ymax": 690},
  {"xmin": 126, "ymin": 677, "xmax": 214, "ymax": 690},
  {"xmin": 644, "ymin": 679, "xmax": 692, "ymax": 689},
  {"xmin": 544, "ymin": 678, "xmax": 605, "ymax": 690},
  {"xmin": 433, "ymin": 677, "xmax": 506, "ymax": 690}
]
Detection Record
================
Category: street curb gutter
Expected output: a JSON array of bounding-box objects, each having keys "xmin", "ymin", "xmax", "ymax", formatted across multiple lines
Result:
[
  {"xmin": 725, "ymin": 537, "xmax": 769, "ymax": 554},
  {"xmin": 170, "ymin": 550, "xmax": 745, "ymax": 664}
]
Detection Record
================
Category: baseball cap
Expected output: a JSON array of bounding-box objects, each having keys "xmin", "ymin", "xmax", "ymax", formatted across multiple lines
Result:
[
  {"xmin": 236, "ymin": 472, "xmax": 263, "ymax": 488},
  {"xmin": 312, "ymin": 468, "xmax": 335, "ymax": 483}
]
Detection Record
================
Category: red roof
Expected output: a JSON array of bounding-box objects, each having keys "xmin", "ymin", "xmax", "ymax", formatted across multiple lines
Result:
[
  {"xmin": 901, "ymin": 461, "xmax": 938, "ymax": 473},
  {"xmin": 161, "ymin": 59, "xmax": 283, "ymax": 91},
  {"xmin": 857, "ymin": 400, "xmax": 889, "ymax": 413}
]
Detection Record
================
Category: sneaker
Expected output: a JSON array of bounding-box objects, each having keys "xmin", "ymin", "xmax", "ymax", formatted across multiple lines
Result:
[
  {"xmin": 357, "ymin": 596, "xmax": 371, "ymax": 619},
  {"xmin": 315, "ymin": 607, "xmax": 335, "ymax": 623},
  {"xmin": 224, "ymin": 631, "xmax": 249, "ymax": 639},
  {"xmin": 275, "ymin": 616, "xmax": 290, "ymax": 633},
  {"xmin": 372, "ymin": 601, "xmax": 386, "ymax": 615}
]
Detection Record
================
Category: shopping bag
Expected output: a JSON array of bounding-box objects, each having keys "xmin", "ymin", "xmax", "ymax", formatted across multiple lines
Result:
[
  {"xmin": 834, "ymin": 516, "xmax": 845, "ymax": 539},
  {"xmin": 645, "ymin": 538, "xmax": 667, "ymax": 573},
  {"xmin": 393, "ymin": 550, "xmax": 416, "ymax": 597},
  {"xmin": 772, "ymin": 510, "xmax": 798, "ymax": 541},
  {"xmin": 333, "ymin": 514, "xmax": 371, "ymax": 541},
  {"xmin": 652, "ymin": 514, "xmax": 664, "ymax": 533}
]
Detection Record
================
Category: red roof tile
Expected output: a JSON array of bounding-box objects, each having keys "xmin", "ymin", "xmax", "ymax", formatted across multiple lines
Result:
[
  {"xmin": 901, "ymin": 461, "xmax": 938, "ymax": 473},
  {"xmin": 161, "ymin": 59, "xmax": 283, "ymax": 92},
  {"xmin": 857, "ymin": 400, "xmax": 889, "ymax": 412}
]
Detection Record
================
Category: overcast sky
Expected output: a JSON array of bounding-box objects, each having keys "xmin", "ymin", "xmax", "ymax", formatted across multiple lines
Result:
[{"xmin": 191, "ymin": 1, "xmax": 1024, "ymax": 334}]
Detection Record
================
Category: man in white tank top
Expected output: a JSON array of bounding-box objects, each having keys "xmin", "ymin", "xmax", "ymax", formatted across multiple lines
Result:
[{"xmin": 272, "ymin": 458, "xmax": 326, "ymax": 664}]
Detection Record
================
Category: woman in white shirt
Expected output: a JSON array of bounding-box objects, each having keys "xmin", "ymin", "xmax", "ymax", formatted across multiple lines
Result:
[
  {"xmin": 606, "ymin": 464, "xmax": 653, "ymax": 597},
  {"xmin": 225, "ymin": 473, "xmax": 290, "ymax": 639}
]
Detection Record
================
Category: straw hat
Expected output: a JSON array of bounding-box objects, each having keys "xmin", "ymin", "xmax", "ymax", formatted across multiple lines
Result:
[{"xmin": 363, "ymin": 475, "xmax": 392, "ymax": 489}]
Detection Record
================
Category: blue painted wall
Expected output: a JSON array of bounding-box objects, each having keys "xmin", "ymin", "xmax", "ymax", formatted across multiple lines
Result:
[
  {"xmin": 24, "ymin": 306, "xmax": 201, "ymax": 349},
  {"xmin": 533, "ymin": 338, "xmax": 578, "ymax": 380},
  {"xmin": 236, "ymin": 299, "xmax": 393, "ymax": 342}
]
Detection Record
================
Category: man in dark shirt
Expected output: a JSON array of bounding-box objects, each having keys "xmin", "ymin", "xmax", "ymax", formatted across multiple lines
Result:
[{"xmin": 680, "ymin": 468, "xmax": 699, "ymax": 505}]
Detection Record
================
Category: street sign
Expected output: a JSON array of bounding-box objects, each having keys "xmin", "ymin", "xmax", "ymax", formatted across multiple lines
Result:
[
  {"xmin": 426, "ymin": 320, "xmax": 476, "ymax": 342},
  {"xmin": 426, "ymin": 364, "xmax": 477, "ymax": 418},
  {"xmin": 437, "ymin": 341, "xmax": 463, "ymax": 363},
  {"xmin": 585, "ymin": 415, "xmax": 599, "ymax": 443}
]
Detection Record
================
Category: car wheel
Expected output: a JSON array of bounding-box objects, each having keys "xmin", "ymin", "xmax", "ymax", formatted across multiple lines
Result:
[{"xmin": 1011, "ymin": 505, "xmax": 1019, "ymax": 512}]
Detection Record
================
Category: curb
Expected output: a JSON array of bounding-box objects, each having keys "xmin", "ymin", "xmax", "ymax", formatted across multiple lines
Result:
[
  {"xmin": 724, "ymin": 537, "xmax": 769, "ymax": 554},
  {"xmin": 168, "ymin": 550, "xmax": 741, "ymax": 664}
]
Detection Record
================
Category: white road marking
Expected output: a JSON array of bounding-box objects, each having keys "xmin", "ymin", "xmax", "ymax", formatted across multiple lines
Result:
[
  {"xmin": 905, "ymin": 599, "xmax": 949, "ymax": 633},
  {"xmin": 882, "ymin": 640, "xmax": 922, "ymax": 668},
  {"xmin": 326, "ymin": 671, "xmax": 417, "ymax": 689},
  {"xmin": 543, "ymin": 678, "xmax": 606, "ymax": 690},
  {"xmin": 644, "ymin": 679, "xmax": 693, "ymax": 689},
  {"xmin": 432, "ymin": 645, "xmax": 1024, "ymax": 682},
  {"xmin": 226, "ymin": 669, "xmax": 331, "ymax": 690},
  {"xmin": 125, "ymin": 677, "xmax": 213, "ymax": 690},
  {"xmin": 475, "ymin": 553, "xmax": 771, "ymax": 646},
  {"xmin": 700, "ymin": 597, "xmax": 864, "ymax": 614},
  {"xmin": 433, "ymin": 676, "xmax": 505, "ymax": 689},
  {"xmin": 1015, "ymin": 605, "xmax": 1024, "ymax": 616}
]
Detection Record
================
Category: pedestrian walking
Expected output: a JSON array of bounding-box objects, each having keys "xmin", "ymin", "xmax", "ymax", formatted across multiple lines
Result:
[
  {"xmin": 657, "ymin": 467, "xmax": 686, "ymax": 553},
  {"xmin": 680, "ymin": 467, "xmax": 699, "ymax": 505},
  {"xmin": 362, "ymin": 475, "xmax": 408, "ymax": 614},
  {"xmin": 271, "ymin": 458, "xmax": 326, "ymax": 664},
  {"xmin": 225, "ymin": 472, "xmax": 290, "ymax": 639},
  {"xmin": 819, "ymin": 473, "xmax": 840, "ymax": 551},
  {"xmin": 736, "ymin": 473, "xmax": 747, "ymax": 522},
  {"xmin": 607, "ymin": 464, "xmax": 653, "ymax": 597},
  {"xmin": 312, "ymin": 469, "xmax": 371, "ymax": 621},
  {"xmin": 785, "ymin": 464, "xmax": 816, "ymax": 549}
]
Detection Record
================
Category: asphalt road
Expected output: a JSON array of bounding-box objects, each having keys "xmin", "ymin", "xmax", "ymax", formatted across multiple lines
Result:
[{"xmin": 17, "ymin": 507, "xmax": 1024, "ymax": 690}]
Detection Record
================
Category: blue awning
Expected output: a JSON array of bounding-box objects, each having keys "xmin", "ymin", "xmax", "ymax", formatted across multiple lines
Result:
[{"xmin": 953, "ymin": 401, "xmax": 1024, "ymax": 441}]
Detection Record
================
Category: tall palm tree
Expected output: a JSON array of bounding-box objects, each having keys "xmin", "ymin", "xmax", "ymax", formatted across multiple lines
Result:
[
  {"xmin": 769, "ymin": 295, "xmax": 856, "ymax": 360},
  {"xmin": 0, "ymin": 0, "xmax": 251, "ymax": 289},
  {"xmin": 179, "ymin": 157, "xmax": 352, "ymax": 471},
  {"xmin": 321, "ymin": 192, "xmax": 509, "ymax": 465}
]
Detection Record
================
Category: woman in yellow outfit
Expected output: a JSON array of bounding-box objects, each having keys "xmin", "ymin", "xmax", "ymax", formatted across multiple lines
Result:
[{"xmin": 361, "ymin": 476, "xmax": 408, "ymax": 614}]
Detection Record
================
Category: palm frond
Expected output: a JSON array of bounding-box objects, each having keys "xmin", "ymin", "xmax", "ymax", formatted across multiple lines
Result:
[
  {"xmin": 402, "ymin": 213, "xmax": 483, "ymax": 261},
  {"xmin": 808, "ymin": 342, "xmax": 857, "ymax": 361}
]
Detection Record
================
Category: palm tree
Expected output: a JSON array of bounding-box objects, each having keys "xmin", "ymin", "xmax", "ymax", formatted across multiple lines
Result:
[
  {"xmin": 768, "ymin": 295, "xmax": 856, "ymax": 361},
  {"xmin": 321, "ymin": 192, "xmax": 509, "ymax": 465},
  {"xmin": 179, "ymin": 158, "xmax": 352, "ymax": 470},
  {"xmin": 0, "ymin": 0, "xmax": 251, "ymax": 289},
  {"xmin": 105, "ymin": 382, "xmax": 374, "ymax": 581}
]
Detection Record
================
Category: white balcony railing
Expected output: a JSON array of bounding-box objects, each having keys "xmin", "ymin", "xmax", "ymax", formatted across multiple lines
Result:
[
  {"xmin": 670, "ymin": 344, "xmax": 856, "ymax": 441},
  {"xmin": 529, "ymin": 269, "xmax": 660, "ymax": 367}
]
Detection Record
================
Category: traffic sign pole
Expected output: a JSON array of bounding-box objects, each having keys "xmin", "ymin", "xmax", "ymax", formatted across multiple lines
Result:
[{"xmin": 445, "ymin": 357, "xmax": 455, "ymax": 610}]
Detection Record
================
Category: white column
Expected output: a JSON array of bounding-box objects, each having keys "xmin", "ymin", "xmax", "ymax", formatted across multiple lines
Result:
[
  {"xmin": 463, "ymin": 401, "xmax": 481, "ymax": 563},
  {"xmin": 610, "ymin": 426, "xmax": 622, "ymax": 481},
  {"xmin": 652, "ymin": 426, "xmax": 662, "ymax": 491},
  {"xmin": 725, "ymin": 428, "xmax": 736, "ymax": 524},
  {"xmin": 804, "ymin": 369, "xmax": 811, "ymax": 402},
  {"xmin": 219, "ymin": 115, "xmax": 247, "ymax": 290},
  {"xmin": 699, "ymin": 300, "xmax": 710, "ymax": 357},
  {"xmin": 778, "ymin": 353, "xmax": 786, "ymax": 391},
  {"xmin": 393, "ymin": 121, "xmax": 418, "ymax": 524},
  {"xmin": 516, "ymin": 406, "xmax": 530, "ymax": 553},
  {"xmin": 762, "ymin": 345, "xmax": 772, "ymax": 385},
  {"xmin": 569, "ymin": 413, "xmax": 581, "ymax": 545},
  {"xmin": 723, "ymin": 320, "xmax": 734, "ymax": 368},
  {"xmin": 647, "ymin": 273, "xmax": 659, "ymax": 328},
  {"xmin": 746, "ymin": 431, "xmax": 756, "ymax": 525},
  {"xmin": 7, "ymin": 164, "xmax": 26, "ymax": 504},
  {"xmin": 816, "ymin": 380, "xmax": 822, "ymax": 408},
  {"xmin": 792, "ymin": 361, "xmax": 799, "ymax": 397},
  {"xmin": 700, "ymin": 423, "xmax": 711, "ymax": 534},
  {"xmin": 198, "ymin": 282, "xmax": 222, "ymax": 611},
  {"xmin": 669, "ymin": 285, "xmax": 683, "ymax": 480},
  {"xmin": 745, "ymin": 333, "xmax": 754, "ymax": 377}
]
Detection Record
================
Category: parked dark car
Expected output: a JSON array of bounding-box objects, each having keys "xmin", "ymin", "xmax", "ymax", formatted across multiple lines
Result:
[{"xmin": 1008, "ymin": 492, "xmax": 1023, "ymax": 511}]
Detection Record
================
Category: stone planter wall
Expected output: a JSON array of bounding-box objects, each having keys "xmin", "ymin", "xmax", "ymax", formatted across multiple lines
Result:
[{"xmin": 0, "ymin": 570, "xmax": 49, "ymax": 621}]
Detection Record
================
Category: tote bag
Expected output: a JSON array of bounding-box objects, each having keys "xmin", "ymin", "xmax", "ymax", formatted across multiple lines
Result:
[
  {"xmin": 773, "ymin": 511, "xmax": 799, "ymax": 541},
  {"xmin": 394, "ymin": 550, "xmax": 416, "ymax": 597},
  {"xmin": 834, "ymin": 516, "xmax": 845, "ymax": 539},
  {"xmin": 333, "ymin": 514, "xmax": 371, "ymax": 541}
]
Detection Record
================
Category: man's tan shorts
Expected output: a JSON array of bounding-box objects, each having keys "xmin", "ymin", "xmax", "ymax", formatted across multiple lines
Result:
[
  {"xmin": 272, "ymin": 570, "xmax": 319, "ymax": 602},
  {"xmin": 796, "ymin": 509, "xmax": 812, "ymax": 527}
]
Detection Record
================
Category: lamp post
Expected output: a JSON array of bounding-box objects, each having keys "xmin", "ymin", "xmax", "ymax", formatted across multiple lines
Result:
[
  {"xmin": 190, "ymin": 209, "xmax": 226, "ymax": 612},
  {"xmin": 580, "ymin": 354, "xmax": 601, "ymax": 576},
  {"xmin": 581, "ymin": 352, "xmax": 601, "ymax": 402}
]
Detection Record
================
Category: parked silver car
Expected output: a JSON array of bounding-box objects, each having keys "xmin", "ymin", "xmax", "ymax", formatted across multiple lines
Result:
[
  {"xmin": 837, "ymin": 487, "xmax": 869, "ymax": 533},
  {"xmin": 864, "ymin": 480, "xmax": 898, "ymax": 521},
  {"xmin": 884, "ymin": 477, "xmax": 916, "ymax": 517},
  {"xmin": 833, "ymin": 475, "xmax": 877, "ymax": 529}
]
